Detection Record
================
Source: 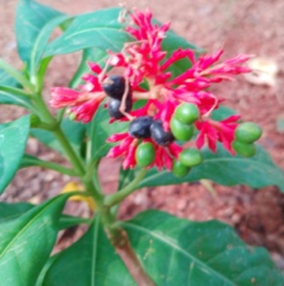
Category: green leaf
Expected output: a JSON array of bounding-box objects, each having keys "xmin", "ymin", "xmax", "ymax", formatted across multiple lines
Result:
[
  {"xmin": 45, "ymin": 8, "xmax": 133, "ymax": 57},
  {"xmin": 211, "ymin": 105, "xmax": 236, "ymax": 121},
  {"xmin": 122, "ymin": 210, "xmax": 283, "ymax": 285},
  {"xmin": 30, "ymin": 117, "xmax": 85, "ymax": 156},
  {"xmin": 87, "ymin": 105, "xmax": 128, "ymax": 160},
  {"xmin": 58, "ymin": 215, "xmax": 91, "ymax": 230},
  {"xmin": 0, "ymin": 86, "xmax": 36, "ymax": 111},
  {"xmin": 30, "ymin": 14, "xmax": 73, "ymax": 74},
  {"xmin": 42, "ymin": 217, "xmax": 135, "ymax": 286},
  {"xmin": 0, "ymin": 68, "xmax": 18, "ymax": 86},
  {"xmin": 15, "ymin": 0, "xmax": 62, "ymax": 63},
  {"xmin": 0, "ymin": 201, "xmax": 90, "ymax": 229},
  {"xmin": 138, "ymin": 144, "xmax": 284, "ymax": 191},
  {"xmin": 0, "ymin": 194, "xmax": 69, "ymax": 286},
  {"xmin": 0, "ymin": 116, "xmax": 30, "ymax": 193},
  {"xmin": 0, "ymin": 69, "xmax": 35, "ymax": 110},
  {"xmin": 0, "ymin": 202, "xmax": 33, "ymax": 223}
]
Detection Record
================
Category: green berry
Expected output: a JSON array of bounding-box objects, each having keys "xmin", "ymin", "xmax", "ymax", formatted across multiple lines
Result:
[
  {"xmin": 235, "ymin": 122, "xmax": 262, "ymax": 143},
  {"xmin": 135, "ymin": 142, "xmax": 156, "ymax": 167},
  {"xmin": 172, "ymin": 160, "xmax": 191, "ymax": 177},
  {"xmin": 179, "ymin": 148, "xmax": 203, "ymax": 167},
  {"xmin": 170, "ymin": 118, "xmax": 194, "ymax": 141},
  {"xmin": 174, "ymin": 103, "xmax": 200, "ymax": 124},
  {"xmin": 232, "ymin": 141, "xmax": 256, "ymax": 157}
]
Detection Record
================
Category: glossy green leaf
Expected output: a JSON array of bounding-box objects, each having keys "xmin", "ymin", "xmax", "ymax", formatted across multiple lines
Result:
[
  {"xmin": 30, "ymin": 118, "xmax": 85, "ymax": 156},
  {"xmin": 15, "ymin": 0, "xmax": 62, "ymax": 63},
  {"xmin": 0, "ymin": 116, "xmax": 30, "ymax": 193},
  {"xmin": 42, "ymin": 217, "xmax": 135, "ymax": 286},
  {"xmin": 138, "ymin": 144, "xmax": 284, "ymax": 191},
  {"xmin": 87, "ymin": 105, "xmax": 128, "ymax": 160},
  {"xmin": 0, "ymin": 194, "xmax": 69, "ymax": 286},
  {"xmin": 45, "ymin": 8, "xmax": 133, "ymax": 57},
  {"xmin": 122, "ymin": 210, "xmax": 283, "ymax": 285}
]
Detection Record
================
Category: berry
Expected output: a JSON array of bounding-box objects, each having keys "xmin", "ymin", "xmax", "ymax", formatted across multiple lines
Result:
[
  {"xmin": 150, "ymin": 120, "xmax": 175, "ymax": 146},
  {"xmin": 135, "ymin": 142, "xmax": 156, "ymax": 167},
  {"xmin": 170, "ymin": 118, "xmax": 194, "ymax": 141},
  {"xmin": 102, "ymin": 75, "xmax": 126, "ymax": 99},
  {"xmin": 235, "ymin": 122, "xmax": 262, "ymax": 144},
  {"xmin": 108, "ymin": 97, "xmax": 132, "ymax": 119},
  {"xmin": 232, "ymin": 141, "xmax": 256, "ymax": 157},
  {"xmin": 129, "ymin": 116, "xmax": 154, "ymax": 138},
  {"xmin": 179, "ymin": 148, "xmax": 203, "ymax": 167},
  {"xmin": 174, "ymin": 103, "xmax": 200, "ymax": 124},
  {"xmin": 172, "ymin": 160, "xmax": 191, "ymax": 177}
]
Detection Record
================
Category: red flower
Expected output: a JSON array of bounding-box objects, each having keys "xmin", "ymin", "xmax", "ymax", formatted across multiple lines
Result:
[
  {"xmin": 195, "ymin": 115, "xmax": 241, "ymax": 154},
  {"xmin": 50, "ymin": 8, "xmax": 252, "ymax": 170},
  {"xmin": 50, "ymin": 66, "xmax": 105, "ymax": 123}
]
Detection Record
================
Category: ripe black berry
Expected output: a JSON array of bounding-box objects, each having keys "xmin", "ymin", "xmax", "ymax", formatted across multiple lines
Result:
[
  {"xmin": 150, "ymin": 120, "xmax": 175, "ymax": 146},
  {"xmin": 102, "ymin": 75, "xmax": 126, "ymax": 99},
  {"xmin": 108, "ymin": 97, "xmax": 133, "ymax": 119},
  {"xmin": 129, "ymin": 116, "xmax": 154, "ymax": 138}
]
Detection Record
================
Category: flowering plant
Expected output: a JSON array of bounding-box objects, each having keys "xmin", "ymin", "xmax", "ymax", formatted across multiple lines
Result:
[{"xmin": 0, "ymin": 1, "xmax": 284, "ymax": 285}]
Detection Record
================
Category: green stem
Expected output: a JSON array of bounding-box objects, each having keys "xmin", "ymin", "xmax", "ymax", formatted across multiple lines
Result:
[
  {"xmin": 53, "ymin": 126, "xmax": 85, "ymax": 176},
  {"xmin": 20, "ymin": 158, "xmax": 76, "ymax": 176},
  {"xmin": 0, "ymin": 86, "xmax": 32, "ymax": 98},
  {"xmin": 104, "ymin": 169, "xmax": 148, "ymax": 207},
  {"xmin": 33, "ymin": 95, "xmax": 57, "ymax": 125},
  {"xmin": 32, "ymin": 93, "xmax": 103, "ymax": 204},
  {"xmin": 0, "ymin": 59, "xmax": 34, "ymax": 91}
]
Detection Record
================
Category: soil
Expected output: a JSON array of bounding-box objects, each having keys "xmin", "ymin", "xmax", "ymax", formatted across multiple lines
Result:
[{"xmin": 1, "ymin": 0, "xmax": 284, "ymax": 271}]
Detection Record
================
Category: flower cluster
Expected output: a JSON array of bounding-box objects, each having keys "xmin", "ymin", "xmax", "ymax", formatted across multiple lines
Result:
[{"xmin": 51, "ymin": 8, "xmax": 253, "ymax": 172}]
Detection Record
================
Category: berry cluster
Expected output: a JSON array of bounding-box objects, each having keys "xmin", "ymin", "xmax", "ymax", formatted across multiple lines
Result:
[
  {"xmin": 233, "ymin": 122, "xmax": 262, "ymax": 157},
  {"xmin": 50, "ymin": 8, "xmax": 262, "ymax": 176},
  {"xmin": 102, "ymin": 75, "xmax": 132, "ymax": 119}
]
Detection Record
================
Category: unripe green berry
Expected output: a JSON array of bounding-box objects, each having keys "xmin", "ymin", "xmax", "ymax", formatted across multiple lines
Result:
[
  {"xmin": 170, "ymin": 118, "xmax": 194, "ymax": 141},
  {"xmin": 232, "ymin": 141, "xmax": 256, "ymax": 157},
  {"xmin": 174, "ymin": 103, "xmax": 200, "ymax": 124},
  {"xmin": 179, "ymin": 148, "xmax": 203, "ymax": 167},
  {"xmin": 235, "ymin": 122, "xmax": 262, "ymax": 143},
  {"xmin": 135, "ymin": 142, "xmax": 156, "ymax": 167},
  {"xmin": 172, "ymin": 160, "xmax": 191, "ymax": 177}
]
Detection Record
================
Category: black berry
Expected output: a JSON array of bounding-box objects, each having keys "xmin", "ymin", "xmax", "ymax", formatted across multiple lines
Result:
[
  {"xmin": 102, "ymin": 75, "xmax": 126, "ymax": 99},
  {"xmin": 150, "ymin": 120, "xmax": 175, "ymax": 146},
  {"xmin": 108, "ymin": 97, "xmax": 132, "ymax": 119},
  {"xmin": 129, "ymin": 116, "xmax": 154, "ymax": 138}
]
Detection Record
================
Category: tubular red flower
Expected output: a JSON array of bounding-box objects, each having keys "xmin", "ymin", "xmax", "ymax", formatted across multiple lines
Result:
[{"xmin": 195, "ymin": 115, "xmax": 240, "ymax": 154}]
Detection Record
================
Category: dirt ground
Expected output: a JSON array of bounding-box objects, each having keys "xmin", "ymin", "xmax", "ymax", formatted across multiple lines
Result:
[{"xmin": 1, "ymin": 0, "xmax": 284, "ymax": 270}]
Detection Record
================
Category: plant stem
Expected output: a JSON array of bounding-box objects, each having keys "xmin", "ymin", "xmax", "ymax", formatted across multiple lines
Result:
[
  {"xmin": 0, "ymin": 59, "xmax": 34, "ymax": 91},
  {"xmin": 110, "ymin": 227, "xmax": 156, "ymax": 286},
  {"xmin": 0, "ymin": 86, "xmax": 32, "ymax": 98},
  {"xmin": 20, "ymin": 157, "xmax": 76, "ymax": 176},
  {"xmin": 104, "ymin": 169, "xmax": 147, "ymax": 207},
  {"xmin": 32, "ymin": 92, "xmax": 104, "ymax": 205}
]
